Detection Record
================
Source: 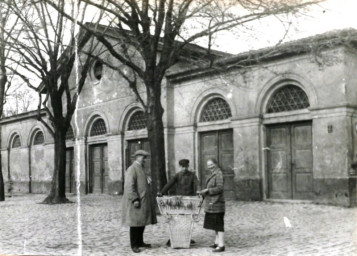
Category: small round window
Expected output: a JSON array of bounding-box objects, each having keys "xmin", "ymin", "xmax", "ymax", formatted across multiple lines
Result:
[{"xmin": 93, "ymin": 61, "xmax": 103, "ymax": 80}]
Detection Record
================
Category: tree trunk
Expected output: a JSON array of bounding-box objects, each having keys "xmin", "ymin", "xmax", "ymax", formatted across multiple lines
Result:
[
  {"xmin": 0, "ymin": 143, "xmax": 4, "ymax": 201},
  {"xmin": 146, "ymin": 86, "xmax": 167, "ymax": 198},
  {"xmin": 42, "ymin": 129, "xmax": 71, "ymax": 204},
  {"xmin": 0, "ymin": 74, "xmax": 6, "ymax": 201}
]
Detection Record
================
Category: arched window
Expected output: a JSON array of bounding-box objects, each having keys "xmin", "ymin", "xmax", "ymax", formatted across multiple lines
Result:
[
  {"xmin": 200, "ymin": 98, "xmax": 232, "ymax": 122},
  {"xmin": 66, "ymin": 126, "xmax": 74, "ymax": 141},
  {"xmin": 90, "ymin": 119, "xmax": 107, "ymax": 136},
  {"xmin": 33, "ymin": 131, "xmax": 44, "ymax": 145},
  {"xmin": 128, "ymin": 111, "xmax": 147, "ymax": 130},
  {"xmin": 11, "ymin": 135, "xmax": 21, "ymax": 148},
  {"xmin": 267, "ymin": 85, "xmax": 310, "ymax": 113}
]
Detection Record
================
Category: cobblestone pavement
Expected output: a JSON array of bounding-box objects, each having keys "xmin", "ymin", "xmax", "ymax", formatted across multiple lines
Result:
[{"xmin": 0, "ymin": 194, "xmax": 356, "ymax": 256}]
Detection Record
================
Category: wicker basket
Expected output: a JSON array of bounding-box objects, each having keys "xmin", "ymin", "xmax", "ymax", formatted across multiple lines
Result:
[
  {"xmin": 156, "ymin": 196, "xmax": 203, "ymax": 249},
  {"xmin": 167, "ymin": 214, "xmax": 194, "ymax": 248},
  {"xmin": 156, "ymin": 196, "xmax": 203, "ymax": 215}
]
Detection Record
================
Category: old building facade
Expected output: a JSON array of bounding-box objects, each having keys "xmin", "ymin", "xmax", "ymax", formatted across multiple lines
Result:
[{"xmin": 2, "ymin": 29, "xmax": 357, "ymax": 206}]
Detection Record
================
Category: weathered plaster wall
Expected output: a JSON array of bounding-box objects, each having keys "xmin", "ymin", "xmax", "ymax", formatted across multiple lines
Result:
[
  {"xmin": 172, "ymin": 48, "xmax": 347, "ymax": 122},
  {"xmin": 107, "ymin": 135, "xmax": 123, "ymax": 195},
  {"xmin": 344, "ymin": 48, "xmax": 357, "ymax": 105},
  {"xmin": 232, "ymin": 121, "xmax": 261, "ymax": 200},
  {"xmin": 30, "ymin": 144, "xmax": 53, "ymax": 193},
  {"xmin": 170, "ymin": 47, "xmax": 354, "ymax": 205},
  {"xmin": 9, "ymin": 147, "xmax": 29, "ymax": 193},
  {"xmin": 0, "ymin": 116, "xmax": 53, "ymax": 195}
]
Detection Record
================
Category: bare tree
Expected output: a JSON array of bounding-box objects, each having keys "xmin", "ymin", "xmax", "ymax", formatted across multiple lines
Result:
[
  {"xmin": 4, "ymin": 86, "xmax": 37, "ymax": 116},
  {"xmin": 6, "ymin": 0, "xmax": 104, "ymax": 203},
  {"xmin": 46, "ymin": 0, "xmax": 322, "ymax": 197},
  {"xmin": 0, "ymin": 0, "xmax": 26, "ymax": 201}
]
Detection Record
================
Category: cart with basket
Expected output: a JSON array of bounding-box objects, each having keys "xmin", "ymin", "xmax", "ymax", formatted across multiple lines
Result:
[{"xmin": 156, "ymin": 196, "xmax": 203, "ymax": 249}]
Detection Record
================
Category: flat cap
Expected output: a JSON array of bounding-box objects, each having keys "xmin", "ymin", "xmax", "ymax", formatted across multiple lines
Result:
[{"xmin": 133, "ymin": 149, "xmax": 150, "ymax": 157}]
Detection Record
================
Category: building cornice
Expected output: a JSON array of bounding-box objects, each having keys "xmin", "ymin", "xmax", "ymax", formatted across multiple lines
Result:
[
  {"xmin": 0, "ymin": 110, "xmax": 46, "ymax": 125},
  {"xmin": 166, "ymin": 29, "xmax": 357, "ymax": 84}
]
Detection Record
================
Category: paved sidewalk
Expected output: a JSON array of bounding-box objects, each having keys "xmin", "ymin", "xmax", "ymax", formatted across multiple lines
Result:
[{"xmin": 0, "ymin": 194, "xmax": 356, "ymax": 256}]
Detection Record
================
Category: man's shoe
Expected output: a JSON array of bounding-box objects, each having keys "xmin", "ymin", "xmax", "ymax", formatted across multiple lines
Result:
[
  {"xmin": 212, "ymin": 246, "xmax": 225, "ymax": 252},
  {"xmin": 140, "ymin": 242, "xmax": 151, "ymax": 248},
  {"xmin": 209, "ymin": 243, "xmax": 218, "ymax": 248},
  {"xmin": 132, "ymin": 247, "xmax": 141, "ymax": 253},
  {"xmin": 166, "ymin": 239, "xmax": 171, "ymax": 246}
]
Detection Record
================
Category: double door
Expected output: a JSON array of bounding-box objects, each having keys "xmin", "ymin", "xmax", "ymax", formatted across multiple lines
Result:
[
  {"xmin": 267, "ymin": 122, "xmax": 313, "ymax": 199},
  {"xmin": 200, "ymin": 130, "xmax": 235, "ymax": 199},
  {"xmin": 89, "ymin": 144, "xmax": 108, "ymax": 194},
  {"xmin": 65, "ymin": 148, "xmax": 75, "ymax": 193}
]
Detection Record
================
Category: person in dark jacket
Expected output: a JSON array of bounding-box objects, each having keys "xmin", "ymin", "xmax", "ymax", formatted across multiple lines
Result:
[
  {"xmin": 158, "ymin": 159, "xmax": 199, "ymax": 196},
  {"xmin": 122, "ymin": 150, "xmax": 157, "ymax": 253},
  {"xmin": 157, "ymin": 159, "xmax": 199, "ymax": 246},
  {"xmin": 197, "ymin": 158, "xmax": 225, "ymax": 253}
]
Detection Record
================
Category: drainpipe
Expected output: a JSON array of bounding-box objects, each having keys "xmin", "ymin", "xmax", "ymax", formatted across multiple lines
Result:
[
  {"xmin": 7, "ymin": 146, "xmax": 10, "ymax": 195},
  {"xmin": 28, "ymin": 145, "xmax": 32, "ymax": 193},
  {"xmin": 84, "ymin": 136, "xmax": 88, "ymax": 194}
]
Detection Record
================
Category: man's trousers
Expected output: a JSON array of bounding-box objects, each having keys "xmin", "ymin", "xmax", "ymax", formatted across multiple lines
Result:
[{"xmin": 130, "ymin": 226, "xmax": 145, "ymax": 248}]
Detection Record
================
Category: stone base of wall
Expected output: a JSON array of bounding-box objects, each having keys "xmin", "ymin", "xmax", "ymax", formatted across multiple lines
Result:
[
  {"xmin": 6, "ymin": 181, "xmax": 30, "ymax": 194},
  {"xmin": 31, "ymin": 181, "xmax": 52, "ymax": 194},
  {"xmin": 234, "ymin": 178, "xmax": 262, "ymax": 201},
  {"xmin": 108, "ymin": 181, "xmax": 123, "ymax": 195},
  {"xmin": 313, "ymin": 178, "xmax": 357, "ymax": 207}
]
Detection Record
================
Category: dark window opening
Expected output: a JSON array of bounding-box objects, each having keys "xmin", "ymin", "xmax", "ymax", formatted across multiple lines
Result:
[
  {"xmin": 200, "ymin": 98, "xmax": 232, "ymax": 122},
  {"xmin": 93, "ymin": 61, "xmax": 103, "ymax": 80},
  {"xmin": 12, "ymin": 135, "xmax": 21, "ymax": 148},
  {"xmin": 267, "ymin": 85, "xmax": 310, "ymax": 113},
  {"xmin": 33, "ymin": 131, "xmax": 44, "ymax": 145},
  {"xmin": 66, "ymin": 126, "xmax": 75, "ymax": 141},
  {"xmin": 128, "ymin": 111, "xmax": 147, "ymax": 130},
  {"xmin": 90, "ymin": 119, "xmax": 107, "ymax": 136}
]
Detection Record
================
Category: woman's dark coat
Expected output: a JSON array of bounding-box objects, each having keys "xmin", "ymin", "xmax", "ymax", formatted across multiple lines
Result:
[{"xmin": 203, "ymin": 167, "xmax": 225, "ymax": 213}]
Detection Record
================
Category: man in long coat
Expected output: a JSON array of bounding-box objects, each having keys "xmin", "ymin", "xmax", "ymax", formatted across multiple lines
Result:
[{"xmin": 122, "ymin": 150, "xmax": 157, "ymax": 253}]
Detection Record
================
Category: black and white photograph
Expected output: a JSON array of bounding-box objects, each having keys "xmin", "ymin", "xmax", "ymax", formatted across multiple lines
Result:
[{"xmin": 0, "ymin": 0, "xmax": 356, "ymax": 255}]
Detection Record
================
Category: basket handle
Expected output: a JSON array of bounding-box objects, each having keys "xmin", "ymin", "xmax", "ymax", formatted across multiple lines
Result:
[{"xmin": 192, "ymin": 214, "xmax": 200, "ymax": 222}]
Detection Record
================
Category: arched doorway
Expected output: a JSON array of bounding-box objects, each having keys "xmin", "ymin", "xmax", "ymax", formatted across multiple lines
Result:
[
  {"xmin": 265, "ymin": 85, "xmax": 313, "ymax": 200},
  {"xmin": 8, "ymin": 133, "xmax": 21, "ymax": 193},
  {"xmin": 198, "ymin": 97, "xmax": 235, "ymax": 199},
  {"xmin": 65, "ymin": 125, "xmax": 75, "ymax": 193},
  {"xmin": 125, "ymin": 110, "xmax": 151, "ymax": 176},
  {"xmin": 29, "ymin": 129, "xmax": 46, "ymax": 193},
  {"xmin": 88, "ymin": 118, "xmax": 108, "ymax": 194}
]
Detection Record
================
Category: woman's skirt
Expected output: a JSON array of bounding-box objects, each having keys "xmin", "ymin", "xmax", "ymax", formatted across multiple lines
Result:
[{"xmin": 203, "ymin": 212, "xmax": 224, "ymax": 232}]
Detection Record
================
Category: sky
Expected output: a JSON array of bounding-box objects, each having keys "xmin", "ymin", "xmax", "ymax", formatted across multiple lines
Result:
[{"xmin": 213, "ymin": 0, "xmax": 357, "ymax": 54}]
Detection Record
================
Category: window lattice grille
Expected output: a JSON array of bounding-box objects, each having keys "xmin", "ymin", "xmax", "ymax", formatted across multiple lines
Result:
[
  {"xmin": 200, "ymin": 98, "xmax": 232, "ymax": 122},
  {"xmin": 267, "ymin": 85, "xmax": 310, "ymax": 113},
  {"xmin": 90, "ymin": 119, "xmax": 107, "ymax": 136},
  {"xmin": 12, "ymin": 135, "xmax": 21, "ymax": 148},
  {"xmin": 128, "ymin": 111, "xmax": 147, "ymax": 130},
  {"xmin": 66, "ymin": 126, "xmax": 74, "ymax": 140},
  {"xmin": 33, "ymin": 131, "xmax": 44, "ymax": 145}
]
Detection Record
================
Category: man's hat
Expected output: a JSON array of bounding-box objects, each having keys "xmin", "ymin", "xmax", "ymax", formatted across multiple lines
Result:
[
  {"xmin": 179, "ymin": 159, "xmax": 189, "ymax": 167},
  {"xmin": 133, "ymin": 149, "xmax": 150, "ymax": 157}
]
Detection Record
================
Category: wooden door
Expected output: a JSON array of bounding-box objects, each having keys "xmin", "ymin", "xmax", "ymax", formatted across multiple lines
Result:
[
  {"xmin": 267, "ymin": 122, "xmax": 313, "ymax": 199},
  {"xmin": 89, "ymin": 144, "xmax": 108, "ymax": 194},
  {"xmin": 200, "ymin": 130, "xmax": 234, "ymax": 199},
  {"xmin": 127, "ymin": 139, "xmax": 151, "ymax": 176},
  {"xmin": 65, "ymin": 148, "xmax": 74, "ymax": 193},
  {"xmin": 291, "ymin": 123, "xmax": 313, "ymax": 199}
]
